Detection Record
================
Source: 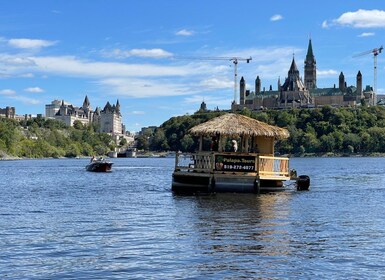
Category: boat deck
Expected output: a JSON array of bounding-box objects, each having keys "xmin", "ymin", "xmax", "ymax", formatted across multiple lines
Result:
[{"xmin": 172, "ymin": 152, "xmax": 291, "ymax": 193}]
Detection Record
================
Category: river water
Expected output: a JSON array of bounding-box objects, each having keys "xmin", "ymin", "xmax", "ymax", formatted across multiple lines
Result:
[{"xmin": 1, "ymin": 157, "xmax": 385, "ymax": 279}]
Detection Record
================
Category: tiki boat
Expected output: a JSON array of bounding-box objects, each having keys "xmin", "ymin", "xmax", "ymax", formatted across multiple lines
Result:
[{"xmin": 172, "ymin": 113, "xmax": 309, "ymax": 194}]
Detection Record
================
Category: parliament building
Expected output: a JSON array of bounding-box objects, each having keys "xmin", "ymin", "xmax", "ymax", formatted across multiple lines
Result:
[{"xmin": 233, "ymin": 39, "xmax": 375, "ymax": 111}]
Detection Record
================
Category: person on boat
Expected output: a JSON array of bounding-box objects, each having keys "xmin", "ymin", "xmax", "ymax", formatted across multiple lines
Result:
[
  {"xmin": 231, "ymin": 140, "xmax": 238, "ymax": 152},
  {"xmin": 90, "ymin": 155, "xmax": 96, "ymax": 163},
  {"xmin": 211, "ymin": 136, "xmax": 219, "ymax": 152}
]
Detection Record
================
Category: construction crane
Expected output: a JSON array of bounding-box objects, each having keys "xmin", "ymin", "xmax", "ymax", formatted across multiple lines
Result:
[
  {"xmin": 353, "ymin": 45, "xmax": 383, "ymax": 105},
  {"xmin": 174, "ymin": 56, "xmax": 252, "ymax": 104}
]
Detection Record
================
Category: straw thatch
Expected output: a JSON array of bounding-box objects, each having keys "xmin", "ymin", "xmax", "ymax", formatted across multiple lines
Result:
[{"xmin": 189, "ymin": 113, "xmax": 289, "ymax": 139}]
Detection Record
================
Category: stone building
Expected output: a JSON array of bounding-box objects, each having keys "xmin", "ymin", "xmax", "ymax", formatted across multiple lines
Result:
[
  {"xmin": 234, "ymin": 39, "xmax": 374, "ymax": 111},
  {"xmin": 99, "ymin": 100, "xmax": 122, "ymax": 134},
  {"xmin": 0, "ymin": 106, "xmax": 16, "ymax": 118},
  {"xmin": 46, "ymin": 96, "xmax": 124, "ymax": 135}
]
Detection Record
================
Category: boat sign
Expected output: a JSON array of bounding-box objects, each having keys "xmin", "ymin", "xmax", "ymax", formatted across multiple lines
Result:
[{"xmin": 215, "ymin": 155, "xmax": 255, "ymax": 172}]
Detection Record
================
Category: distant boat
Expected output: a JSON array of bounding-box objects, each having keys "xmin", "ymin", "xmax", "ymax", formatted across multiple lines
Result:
[{"xmin": 86, "ymin": 158, "xmax": 113, "ymax": 172}]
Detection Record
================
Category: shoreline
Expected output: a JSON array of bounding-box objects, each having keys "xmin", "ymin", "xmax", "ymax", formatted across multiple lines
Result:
[{"xmin": 2, "ymin": 151, "xmax": 385, "ymax": 161}]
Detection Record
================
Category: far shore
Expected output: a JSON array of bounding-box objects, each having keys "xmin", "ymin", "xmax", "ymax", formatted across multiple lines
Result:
[{"xmin": 2, "ymin": 150, "xmax": 385, "ymax": 161}]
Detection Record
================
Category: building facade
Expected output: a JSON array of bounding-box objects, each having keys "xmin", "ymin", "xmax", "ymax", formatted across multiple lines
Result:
[
  {"xmin": 46, "ymin": 96, "xmax": 124, "ymax": 135},
  {"xmin": 234, "ymin": 39, "xmax": 374, "ymax": 111},
  {"xmin": 0, "ymin": 106, "xmax": 16, "ymax": 118}
]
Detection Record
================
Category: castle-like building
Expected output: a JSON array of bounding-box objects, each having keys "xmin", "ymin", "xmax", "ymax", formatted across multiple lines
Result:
[
  {"xmin": 233, "ymin": 39, "xmax": 375, "ymax": 111},
  {"xmin": 45, "ymin": 96, "xmax": 124, "ymax": 135}
]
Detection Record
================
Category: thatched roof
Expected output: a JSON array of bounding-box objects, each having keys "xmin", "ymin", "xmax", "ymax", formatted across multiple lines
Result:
[{"xmin": 189, "ymin": 113, "xmax": 289, "ymax": 139}]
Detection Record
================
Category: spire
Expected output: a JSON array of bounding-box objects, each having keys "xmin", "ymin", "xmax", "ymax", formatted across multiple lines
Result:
[
  {"xmin": 306, "ymin": 38, "xmax": 314, "ymax": 60},
  {"xmin": 116, "ymin": 99, "xmax": 121, "ymax": 114},
  {"xmin": 288, "ymin": 57, "xmax": 299, "ymax": 76},
  {"xmin": 304, "ymin": 38, "xmax": 317, "ymax": 89},
  {"xmin": 83, "ymin": 95, "xmax": 90, "ymax": 108}
]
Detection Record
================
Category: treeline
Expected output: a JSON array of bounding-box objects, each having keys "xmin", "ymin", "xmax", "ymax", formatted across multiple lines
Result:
[
  {"xmin": 137, "ymin": 106, "xmax": 385, "ymax": 156},
  {"xmin": 3, "ymin": 106, "xmax": 385, "ymax": 158},
  {"xmin": 0, "ymin": 117, "xmax": 116, "ymax": 158}
]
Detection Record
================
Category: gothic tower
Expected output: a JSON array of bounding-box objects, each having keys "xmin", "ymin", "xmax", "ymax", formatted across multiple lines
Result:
[
  {"xmin": 339, "ymin": 72, "xmax": 346, "ymax": 92},
  {"xmin": 240, "ymin": 76, "xmax": 246, "ymax": 105},
  {"xmin": 356, "ymin": 70, "xmax": 363, "ymax": 100},
  {"xmin": 82, "ymin": 95, "xmax": 91, "ymax": 121},
  {"xmin": 287, "ymin": 57, "xmax": 300, "ymax": 90},
  {"xmin": 304, "ymin": 39, "xmax": 317, "ymax": 89},
  {"xmin": 115, "ymin": 99, "xmax": 121, "ymax": 115},
  {"xmin": 255, "ymin": 76, "xmax": 261, "ymax": 94}
]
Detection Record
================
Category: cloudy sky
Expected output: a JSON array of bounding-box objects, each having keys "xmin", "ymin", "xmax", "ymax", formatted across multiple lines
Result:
[{"xmin": 1, "ymin": 0, "xmax": 385, "ymax": 132}]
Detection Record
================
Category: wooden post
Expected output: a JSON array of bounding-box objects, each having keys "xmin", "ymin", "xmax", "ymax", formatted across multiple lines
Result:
[{"xmin": 175, "ymin": 151, "xmax": 180, "ymax": 170}]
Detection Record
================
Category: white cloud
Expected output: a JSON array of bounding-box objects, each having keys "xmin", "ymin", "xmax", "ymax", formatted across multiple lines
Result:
[
  {"xmin": 322, "ymin": 20, "xmax": 329, "ymax": 29},
  {"xmin": 97, "ymin": 77, "xmax": 193, "ymax": 98},
  {"xmin": 10, "ymin": 95, "xmax": 40, "ymax": 105},
  {"xmin": 130, "ymin": 111, "xmax": 145, "ymax": 115},
  {"xmin": 20, "ymin": 73, "xmax": 35, "ymax": 78},
  {"xmin": 199, "ymin": 77, "xmax": 232, "ymax": 89},
  {"xmin": 24, "ymin": 87, "xmax": 44, "ymax": 93},
  {"xmin": 270, "ymin": 14, "xmax": 283, "ymax": 21},
  {"xmin": 184, "ymin": 95, "xmax": 231, "ymax": 108},
  {"xmin": 358, "ymin": 32, "xmax": 375, "ymax": 37},
  {"xmin": 176, "ymin": 29, "xmax": 194, "ymax": 36},
  {"xmin": 8, "ymin": 38, "xmax": 57, "ymax": 49},
  {"xmin": 30, "ymin": 55, "xmax": 195, "ymax": 77},
  {"xmin": 0, "ymin": 55, "xmax": 36, "ymax": 66},
  {"xmin": 105, "ymin": 48, "xmax": 173, "ymax": 59},
  {"xmin": 317, "ymin": 69, "xmax": 339, "ymax": 76},
  {"xmin": 0, "ymin": 89, "xmax": 16, "ymax": 95},
  {"xmin": 324, "ymin": 9, "xmax": 385, "ymax": 29}
]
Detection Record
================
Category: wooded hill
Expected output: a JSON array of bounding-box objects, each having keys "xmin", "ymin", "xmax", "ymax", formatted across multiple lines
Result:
[
  {"xmin": 0, "ymin": 117, "xmax": 117, "ymax": 158},
  {"xmin": 2, "ymin": 105, "xmax": 385, "ymax": 159},
  {"xmin": 138, "ymin": 106, "xmax": 385, "ymax": 156}
]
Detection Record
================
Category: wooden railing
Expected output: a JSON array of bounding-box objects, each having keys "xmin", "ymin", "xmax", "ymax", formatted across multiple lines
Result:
[
  {"xmin": 174, "ymin": 152, "xmax": 214, "ymax": 171},
  {"xmin": 174, "ymin": 152, "xmax": 290, "ymax": 180},
  {"xmin": 257, "ymin": 155, "xmax": 290, "ymax": 179}
]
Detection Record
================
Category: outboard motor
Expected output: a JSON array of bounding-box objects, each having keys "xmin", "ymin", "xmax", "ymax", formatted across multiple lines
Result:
[{"xmin": 296, "ymin": 175, "xmax": 310, "ymax": 191}]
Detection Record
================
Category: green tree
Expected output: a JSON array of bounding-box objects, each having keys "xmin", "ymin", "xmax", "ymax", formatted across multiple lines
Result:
[
  {"xmin": 319, "ymin": 134, "xmax": 335, "ymax": 153},
  {"xmin": 65, "ymin": 143, "xmax": 81, "ymax": 157},
  {"xmin": 180, "ymin": 134, "xmax": 195, "ymax": 152},
  {"xmin": 136, "ymin": 135, "xmax": 150, "ymax": 151}
]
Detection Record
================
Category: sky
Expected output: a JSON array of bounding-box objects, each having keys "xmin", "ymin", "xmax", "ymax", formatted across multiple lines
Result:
[{"xmin": 1, "ymin": 1, "xmax": 385, "ymax": 132}]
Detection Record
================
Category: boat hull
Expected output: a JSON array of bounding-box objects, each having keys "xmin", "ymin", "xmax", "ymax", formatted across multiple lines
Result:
[
  {"xmin": 172, "ymin": 171, "xmax": 284, "ymax": 194},
  {"xmin": 86, "ymin": 162, "xmax": 113, "ymax": 172}
]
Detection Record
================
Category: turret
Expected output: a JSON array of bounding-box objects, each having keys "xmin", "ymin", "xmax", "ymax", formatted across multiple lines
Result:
[
  {"xmin": 116, "ymin": 99, "xmax": 121, "ymax": 115},
  {"xmin": 199, "ymin": 101, "xmax": 207, "ymax": 112},
  {"xmin": 255, "ymin": 76, "xmax": 261, "ymax": 94},
  {"xmin": 240, "ymin": 76, "xmax": 246, "ymax": 105},
  {"xmin": 356, "ymin": 71, "xmax": 363, "ymax": 99},
  {"xmin": 339, "ymin": 72, "xmax": 346, "ymax": 92}
]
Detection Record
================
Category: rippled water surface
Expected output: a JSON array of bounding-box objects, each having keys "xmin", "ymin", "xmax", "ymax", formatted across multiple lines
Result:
[{"xmin": 1, "ymin": 157, "xmax": 385, "ymax": 279}]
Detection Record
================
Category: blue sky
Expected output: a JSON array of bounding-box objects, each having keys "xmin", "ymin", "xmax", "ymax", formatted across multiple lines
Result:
[{"xmin": 1, "ymin": 1, "xmax": 385, "ymax": 132}]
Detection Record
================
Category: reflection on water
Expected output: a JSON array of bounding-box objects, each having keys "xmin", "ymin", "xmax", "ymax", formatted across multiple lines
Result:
[
  {"xmin": 171, "ymin": 193, "xmax": 295, "ymax": 278},
  {"xmin": 1, "ymin": 157, "xmax": 385, "ymax": 279}
]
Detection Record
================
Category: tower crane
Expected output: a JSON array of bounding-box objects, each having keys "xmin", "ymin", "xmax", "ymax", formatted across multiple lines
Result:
[
  {"xmin": 353, "ymin": 45, "xmax": 383, "ymax": 105},
  {"xmin": 174, "ymin": 56, "xmax": 252, "ymax": 104}
]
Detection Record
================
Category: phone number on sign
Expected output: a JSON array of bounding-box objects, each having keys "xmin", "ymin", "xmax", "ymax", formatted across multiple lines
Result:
[{"xmin": 223, "ymin": 164, "xmax": 254, "ymax": 171}]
